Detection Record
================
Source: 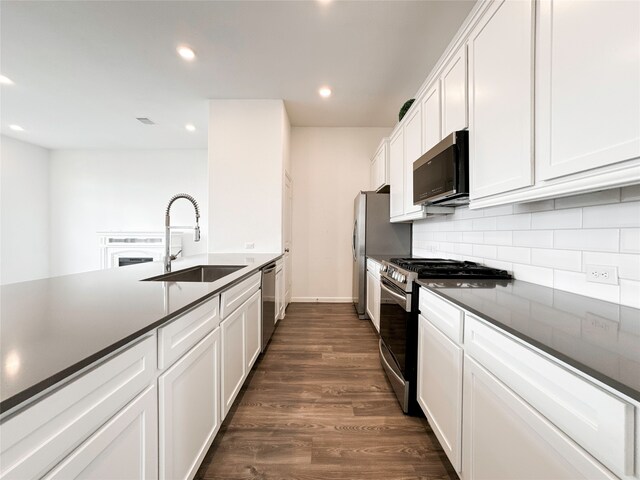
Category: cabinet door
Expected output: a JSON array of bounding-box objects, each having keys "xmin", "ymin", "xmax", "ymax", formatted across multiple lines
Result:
[
  {"xmin": 422, "ymin": 81, "xmax": 442, "ymax": 153},
  {"xmin": 463, "ymin": 356, "xmax": 617, "ymax": 480},
  {"xmin": 275, "ymin": 269, "xmax": 282, "ymax": 322},
  {"xmin": 469, "ymin": 0, "xmax": 534, "ymax": 200},
  {"xmin": 221, "ymin": 306, "xmax": 246, "ymax": 418},
  {"xmin": 244, "ymin": 290, "xmax": 262, "ymax": 372},
  {"xmin": 371, "ymin": 275, "xmax": 380, "ymax": 333},
  {"xmin": 536, "ymin": 0, "xmax": 640, "ymax": 181},
  {"xmin": 389, "ymin": 128, "xmax": 405, "ymax": 218},
  {"xmin": 159, "ymin": 328, "xmax": 220, "ymax": 480},
  {"xmin": 417, "ymin": 315, "xmax": 463, "ymax": 472},
  {"xmin": 43, "ymin": 386, "xmax": 158, "ymax": 480},
  {"xmin": 370, "ymin": 157, "xmax": 378, "ymax": 191},
  {"xmin": 366, "ymin": 271, "xmax": 376, "ymax": 322},
  {"xmin": 404, "ymin": 105, "xmax": 422, "ymax": 215},
  {"xmin": 442, "ymin": 47, "xmax": 467, "ymax": 137},
  {"xmin": 376, "ymin": 145, "xmax": 387, "ymax": 190}
]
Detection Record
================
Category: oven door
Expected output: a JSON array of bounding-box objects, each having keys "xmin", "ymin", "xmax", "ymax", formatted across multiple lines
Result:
[{"xmin": 379, "ymin": 278, "xmax": 412, "ymax": 412}]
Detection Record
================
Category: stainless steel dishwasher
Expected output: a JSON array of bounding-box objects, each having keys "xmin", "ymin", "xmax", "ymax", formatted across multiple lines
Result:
[{"xmin": 261, "ymin": 263, "xmax": 277, "ymax": 351}]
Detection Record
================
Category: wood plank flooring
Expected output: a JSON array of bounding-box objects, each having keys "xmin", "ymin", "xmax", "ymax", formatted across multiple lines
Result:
[{"xmin": 195, "ymin": 303, "xmax": 457, "ymax": 480}]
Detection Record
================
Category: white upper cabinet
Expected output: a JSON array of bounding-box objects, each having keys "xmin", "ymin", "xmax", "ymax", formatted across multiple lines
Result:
[
  {"xmin": 535, "ymin": 0, "xmax": 640, "ymax": 181},
  {"xmin": 404, "ymin": 104, "xmax": 423, "ymax": 215},
  {"xmin": 370, "ymin": 138, "xmax": 389, "ymax": 192},
  {"xmin": 469, "ymin": 0, "xmax": 534, "ymax": 200},
  {"xmin": 422, "ymin": 81, "xmax": 442, "ymax": 154},
  {"xmin": 441, "ymin": 46, "xmax": 468, "ymax": 137},
  {"xmin": 389, "ymin": 127, "xmax": 405, "ymax": 219}
]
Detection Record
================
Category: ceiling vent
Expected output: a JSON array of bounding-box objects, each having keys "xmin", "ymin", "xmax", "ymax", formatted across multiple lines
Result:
[{"xmin": 136, "ymin": 117, "xmax": 155, "ymax": 125}]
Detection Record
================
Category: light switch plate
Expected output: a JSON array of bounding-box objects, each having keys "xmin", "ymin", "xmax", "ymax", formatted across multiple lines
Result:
[{"xmin": 245, "ymin": 242, "xmax": 255, "ymax": 250}]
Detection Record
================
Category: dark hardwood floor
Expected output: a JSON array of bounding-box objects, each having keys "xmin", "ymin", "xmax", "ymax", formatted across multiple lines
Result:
[{"xmin": 195, "ymin": 303, "xmax": 457, "ymax": 480}]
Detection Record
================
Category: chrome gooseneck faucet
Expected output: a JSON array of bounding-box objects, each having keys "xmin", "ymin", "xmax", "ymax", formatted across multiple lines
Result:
[{"xmin": 165, "ymin": 193, "xmax": 201, "ymax": 272}]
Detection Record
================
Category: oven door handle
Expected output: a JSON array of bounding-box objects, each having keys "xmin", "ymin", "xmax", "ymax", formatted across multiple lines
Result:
[{"xmin": 380, "ymin": 280, "xmax": 410, "ymax": 312}]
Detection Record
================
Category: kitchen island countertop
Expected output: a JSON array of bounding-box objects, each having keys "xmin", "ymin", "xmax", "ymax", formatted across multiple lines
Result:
[
  {"xmin": 417, "ymin": 279, "xmax": 640, "ymax": 402},
  {"xmin": 0, "ymin": 253, "xmax": 281, "ymax": 414}
]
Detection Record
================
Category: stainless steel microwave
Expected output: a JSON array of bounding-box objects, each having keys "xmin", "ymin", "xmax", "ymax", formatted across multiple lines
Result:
[{"xmin": 413, "ymin": 130, "xmax": 469, "ymax": 206}]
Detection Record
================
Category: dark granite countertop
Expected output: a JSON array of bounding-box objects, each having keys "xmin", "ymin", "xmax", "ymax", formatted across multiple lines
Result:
[
  {"xmin": 416, "ymin": 279, "xmax": 640, "ymax": 402},
  {"xmin": 0, "ymin": 253, "xmax": 281, "ymax": 414}
]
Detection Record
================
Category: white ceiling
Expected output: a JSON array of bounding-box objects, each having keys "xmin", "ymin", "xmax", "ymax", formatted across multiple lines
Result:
[{"xmin": 0, "ymin": 0, "xmax": 475, "ymax": 150}]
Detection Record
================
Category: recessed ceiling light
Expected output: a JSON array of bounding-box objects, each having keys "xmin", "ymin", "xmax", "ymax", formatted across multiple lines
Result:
[
  {"xmin": 9, "ymin": 125, "xmax": 24, "ymax": 132},
  {"xmin": 319, "ymin": 86, "xmax": 332, "ymax": 98},
  {"xmin": 177, "ymin": 46, "xmax": 196, "ymax": 61},
  {"xmin": 0, "ymin": 75, "xmax": 14, "ymax": 85},
  {"xmin": 185, "ymin": 123, "xmax": 196, "ymax": 132}
]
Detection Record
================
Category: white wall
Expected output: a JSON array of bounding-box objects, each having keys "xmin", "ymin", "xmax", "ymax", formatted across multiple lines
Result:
[
  {"xmin": 413, "ymin": 187, "xmax": 640, "ymax": 308},
  {"xmin": 0, "ymin": 135, "xmax": 51, "ymax": 284},
  {"xmin": 291, "ymin": 127, "xmax": 390, "ymax": 302},
  {"xmin": 49, "ymin": 149, "xmax": 207, "ymax": 276},
  {"xmin": 208, "ymin": 99, "xmax": 287, "ymax": 253}
]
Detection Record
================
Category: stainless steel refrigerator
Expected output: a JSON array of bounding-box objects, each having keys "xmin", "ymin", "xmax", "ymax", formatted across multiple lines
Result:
[{"xmin": 352, "ymin": 191, "xmax": 411, "ymax": 318}]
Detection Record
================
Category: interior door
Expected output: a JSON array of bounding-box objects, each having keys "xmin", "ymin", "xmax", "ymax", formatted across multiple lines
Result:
[{"xmin": 284, "ymin": 173, "xmax": 292, "ymax": 307}]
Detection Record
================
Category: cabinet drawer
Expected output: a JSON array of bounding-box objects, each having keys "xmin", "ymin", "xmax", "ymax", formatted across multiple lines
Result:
[
  {"xmin": 366, "ymin": 259, "xmax": 381, "ymax": 279},
  {"xmin": 465, "ymin": 315, "xmax": 635, "ymax": 478},
  {"xmin": 0, "ymin": 335, "xmax": 156, "ymax": 480},
  {"xmin": 220, "ymin": 272, "xmax": 261, "ymax": 319},
  {"xmin": 419, "ymin": 288, "xmax": 464, "ymax": 344},
  {"xmin": 158, "ymin": 294, "xmax": 220, "ymax": 370}
]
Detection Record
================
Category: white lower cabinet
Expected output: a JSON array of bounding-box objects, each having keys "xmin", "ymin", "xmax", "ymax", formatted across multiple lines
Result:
[
  {"xmin": 463, "ymin": 356, "xmax": 616, "ymax": 480},
  {"xmin": 221, "ymin": 304, "xmax": 246, "ymax": 418},
  {"xmin": 221, "ymin": 289, "xmax": 262, "ymax": 418},
  {"xmin": 43, "ymin": 385, "xmax": 158, "ymax": 480},
  {"xmin": 417, "ymin": 314, "xmax": 462, "ymax": 472},
  {"xmin": 365, "ymin": 270, "xmax": 380, "ymax": 332},
  {"xmin": 159, "ymin": 328, "xmax": 221, "ymax": 480},
  {"xmin": 244, "ymin": 290, "xmax": 262, "ymax": 373}
]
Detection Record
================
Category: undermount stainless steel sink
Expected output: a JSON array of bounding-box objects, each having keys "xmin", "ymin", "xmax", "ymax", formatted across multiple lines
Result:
[{"xmin": 143, "ymin": 265, "xmax": 245, "ymax": 283}]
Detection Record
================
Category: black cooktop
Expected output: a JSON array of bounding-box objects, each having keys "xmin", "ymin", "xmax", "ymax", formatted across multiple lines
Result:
[{"xmin": 389, "ymin": 258, "xmax": 512, "ymax": 280}]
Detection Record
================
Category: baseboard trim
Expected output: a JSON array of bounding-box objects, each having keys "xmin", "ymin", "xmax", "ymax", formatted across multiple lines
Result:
[{"xmin": 291, "ymin": 297, "xmax": 353, "ymax": 303}]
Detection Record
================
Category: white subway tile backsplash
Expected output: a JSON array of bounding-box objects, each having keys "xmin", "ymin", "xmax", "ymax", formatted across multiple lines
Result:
[
  {"xmin": 496, "ymin": 214, "xmax": 531, "ymax": 231},
  {"xmin": 497, "ymin": 246, "xmax": 531, "ymax": 263},
  {"xmin": 582, "ymin": 252, "xmax": 640, "ymax": 281},
  {"xmin": 513, "ymin": 200, "xmax": 555, "ymax": 213},
  {"xmin": 472, "ymin": 244, "xmax": 497, "ymax": 259},
  {"xmin": 620, "ymin": 280, "xmax": 640, "ymax": 309},
  {"xmin": 531, "ymin": 248, "xmax": 582, "ymax": 272},
  {"xmin": 583, "ymin": 201, "xmax": 640, "ymax": 228},
  {"xmin": 482, "ymin": 205, "xmax": 514, "ymax": 217},
  {"xmin": 554, "ymin": 270, "xmax": 620, "ymax": 304},
  {"xmin": 554, "ymin": 229, "xmax": 619, "ymax": 252},
  {"xmin": 472, "ymin": 217, "xmax": 497, "ymax": 231},
  {"xmin": 621, "ymin": 185, "xmax": 640, "ymax": 202},
  {"xmin": 620, "ymin": 229, "xmax": 640, "ymax": 253},
  {"xmin": 554, "ymin": 189, "xmax": 620, "ymax": 209},
  {"xmin": 484, "ymin": 231, "xmax": 513, "ymax": 246},
  {"xmin": 531, "ymin": 208, "xmax": 582, "ymax": 230},
  {"xmin": 462, "ymin": 231, "xmax": 483, "ymax": 244},
  {"xmin": 512, "ymin": 263, "xmax": 554, "ymax": 288},
  {"xmin": 412, "ymin": 186, "xmax": 640, "ymax": 308},
  {"xmin": 513, "ymin": 230, "xmax": 553, "ymax": 248}
]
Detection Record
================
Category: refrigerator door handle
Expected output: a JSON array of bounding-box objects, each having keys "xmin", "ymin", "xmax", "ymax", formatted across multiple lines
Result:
[{"xmin": 352, "ymin": 219, "xmax": 357, "ymax": 261}]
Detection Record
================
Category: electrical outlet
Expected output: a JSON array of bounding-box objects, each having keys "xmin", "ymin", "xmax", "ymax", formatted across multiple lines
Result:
[
  {"xmin": 245, "ymin": 242, "xmax": 255, "ymax": 250},
  {"xmin": 586, "ymin": 265, "xmax": 618, "ymax": 285}
]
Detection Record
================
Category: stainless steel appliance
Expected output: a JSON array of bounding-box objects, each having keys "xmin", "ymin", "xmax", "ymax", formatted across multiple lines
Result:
[
  {"xmin": 352, "ymin": 192, "xmax": 411, "ymax": 319},
  {"xmin": 379, "ymin": 257, "xmax": 511, "ymax": 414},
  {"xmin": 413, "ymin": 130, "xmax": 469, "ymax": 206},
  {"xmin": 261, "ymin": 263, "xmax": 276, "ymax": 351}
]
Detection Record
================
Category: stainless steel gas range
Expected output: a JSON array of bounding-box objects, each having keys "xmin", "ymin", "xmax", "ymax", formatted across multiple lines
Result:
[{"xmin": 378, "ymin": 257, "xmax": 511, "ymax": 414}]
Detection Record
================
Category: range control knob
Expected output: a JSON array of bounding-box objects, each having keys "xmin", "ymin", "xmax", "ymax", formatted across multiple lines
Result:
[{"xmin": 399, "ymin": 274, "xmax": 406, "ymax": 283}]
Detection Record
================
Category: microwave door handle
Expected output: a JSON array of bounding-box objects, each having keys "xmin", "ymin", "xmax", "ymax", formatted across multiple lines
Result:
[{"xmin": 352, "ymin": 219, "xmax": 357, "ymax": 261}]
